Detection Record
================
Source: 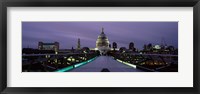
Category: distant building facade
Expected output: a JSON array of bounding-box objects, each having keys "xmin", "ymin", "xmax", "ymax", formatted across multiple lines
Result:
[{"xmin": 38, "ymin": 42, "xmax": 59, "ymax": 52}]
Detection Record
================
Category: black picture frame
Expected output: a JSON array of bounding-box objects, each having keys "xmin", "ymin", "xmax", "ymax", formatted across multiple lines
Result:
[{"xmin": 0, "ymin": 0, "xmax": 199, "ymax": 94}]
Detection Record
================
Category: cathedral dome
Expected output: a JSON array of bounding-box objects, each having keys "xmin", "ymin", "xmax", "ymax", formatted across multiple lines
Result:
[
  {"xmin": 96, "ymin": 28, "xmax": 109, "ymax": 48},
  {"xmin": 96, "ymin": 28, "xmax": 110, "ymax": 55}
]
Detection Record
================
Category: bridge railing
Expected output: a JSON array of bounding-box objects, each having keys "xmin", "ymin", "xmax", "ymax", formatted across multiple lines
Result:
[
  {"xmin": 112, "ymin": 53, "xmax": 178, "ymax": 72},
  {"xmin": 22, "ymin": 52, "xmax": 99, "ymax": 72}
]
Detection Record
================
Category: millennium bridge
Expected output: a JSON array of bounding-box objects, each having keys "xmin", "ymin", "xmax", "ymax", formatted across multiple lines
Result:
[{"xmin": 22, "ymin": 52, "xmax": 178, "ymax": 72}]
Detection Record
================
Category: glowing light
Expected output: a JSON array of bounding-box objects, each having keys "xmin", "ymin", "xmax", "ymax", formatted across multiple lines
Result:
[
  {"xmin": 116, "ymin": 59, "xmax": 123, "ymax": 63},
  {"xmin": 83, "ymin": 51, "xmax": 87, "ymax": 53},
  {"xmin": 45, "ymin": 55, "xmax": 48, "ymax": 58},
  {"xmin": 75, "ymin": 61, "xmax": 87, "ymax": 68},
  {"xmin": 54, "ymin": 59, "xmax": 57, "ymax": 63},
  {"xmin": 55, "ymin": 57, "xmax": 97, "ymax": 72},
  {"xmin": 116, "ymin": 59, "xmax": 136, "ymax": 68},
  {"xmin": 67, "ymin": 56, "xmax": 75, "ymax": 62},
  {"xmin": 72, "ymin": 58, "xmax": 75, "ymax": 62},
  {"xmin": 75, "ymin": 57, "xmax": 96, "ymax": 68},
  {"xmin": 67, "ymin": 58, "xmax": 71, "ymax": 61},
  {"xmin": 95, "ymin": 48, "xmax": 98, "ymax": 50}
]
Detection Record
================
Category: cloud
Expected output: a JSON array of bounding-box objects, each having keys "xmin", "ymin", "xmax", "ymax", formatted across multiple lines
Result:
[{"xmin": 22, "ymin": 22, "xmax": 178, "ymax": 50}]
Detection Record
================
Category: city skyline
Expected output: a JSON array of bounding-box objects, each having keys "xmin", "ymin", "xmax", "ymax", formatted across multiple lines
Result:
[{"xmin": 22, "ymin": 22, "xmax": 178, "ymax": 50}]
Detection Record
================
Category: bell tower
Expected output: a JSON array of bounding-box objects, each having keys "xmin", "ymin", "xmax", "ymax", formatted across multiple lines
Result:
[{"xmin": 77, "ymin": 38, "xmax": 81, "ymax": 50}]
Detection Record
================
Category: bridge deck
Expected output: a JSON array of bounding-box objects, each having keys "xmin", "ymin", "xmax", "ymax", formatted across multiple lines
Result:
[{"xmin": 70, "ymin": 56, "xmax": 143, "ymax": 72}]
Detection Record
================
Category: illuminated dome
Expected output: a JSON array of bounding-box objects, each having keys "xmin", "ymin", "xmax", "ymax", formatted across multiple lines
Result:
[{"xmin": 96, "ymin": 28, "xmax": 110, "ymax": 55}]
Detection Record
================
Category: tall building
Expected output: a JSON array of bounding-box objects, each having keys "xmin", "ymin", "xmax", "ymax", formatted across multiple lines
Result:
[
  {"xmin": 38, "ymin": 42, "xmax": 59, "ymax": 52},
  {"xmin": 96, "ymin": 28, "xmax": 110, "ymax": 54},
  {"xmin": 77, "ymin": 38, "xmax": 81, "ymax": 50}
]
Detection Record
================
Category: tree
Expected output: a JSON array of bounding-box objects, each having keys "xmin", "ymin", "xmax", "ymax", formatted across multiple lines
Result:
[
  {"xmin": 109, "ymin": 44, "xmax": 111, "ymax": 48},
  {"xmin": 143, "ymin": 44, "xmax": 147, "ymax": 51},
  {"xmin": 166, "ymin": 46, "xmax": 175, "ymax": 52},
  {"xmin": 129, "ymin": 42, "xmax": 135, "ymax": 52},
  {"xmin": 147, "ymin": 43, "xmax": 153, "ymax": 51},
  {"xmin": 82, "ymin": 47, "xmax": 90, "ymax": 53},
  {"xmin": 71, "ymin": 47, "xmax": 74, "ymax": 53},
  {"xmin": 112, "ymin": 42, "xmax": 117, "ymax": 51},
  {"xmin": 129, "ymin": 42, "xmax": 134, "ymax": 49},
  {"xmin": 119, "ymin": 47, "xmax": 126, "ymax": 53}
]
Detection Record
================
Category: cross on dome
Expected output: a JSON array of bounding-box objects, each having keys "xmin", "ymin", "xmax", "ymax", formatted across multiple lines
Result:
[{"xmin": 101, "ymin": 27, "xmax": 104, "ymax": 34}]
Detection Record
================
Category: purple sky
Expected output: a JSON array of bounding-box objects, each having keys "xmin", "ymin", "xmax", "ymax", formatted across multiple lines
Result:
[{"xmin": 22, "ymin": 22, "xmax": 178, "ymax": 50}]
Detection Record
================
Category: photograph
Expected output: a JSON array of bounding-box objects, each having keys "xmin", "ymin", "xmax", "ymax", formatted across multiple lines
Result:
[
  {"xmin": 1, "ymin": 0, "xmax": 199, "ymax": 93},
  {"xmin": 22, "ymin": 22, "xmax": 178, "ymax": 72}
]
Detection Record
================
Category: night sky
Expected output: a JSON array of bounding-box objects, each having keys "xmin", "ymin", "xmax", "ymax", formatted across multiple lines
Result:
[{"xmin": 22, "ymin": 22, "xmax": 178, "ymax": 50}]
